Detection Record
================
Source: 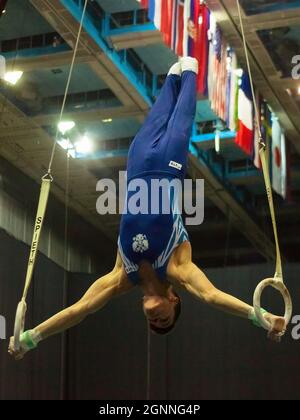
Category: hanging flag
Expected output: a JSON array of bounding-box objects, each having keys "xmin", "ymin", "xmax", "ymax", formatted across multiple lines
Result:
[
  {"xmin": 171, "ymin": 0, "xmax": 179, "ymax": 51},
  {"xmin": 235, "ymin": 72, "xmax": 254, "ymax": 155},
  {"xmin": 193, "ymin": 3, "xmax": 210, "ymax": 95},
  {"xmin": 253, "ymin": 91, "xmax": 263, "ymax": 169},
  {"xmin": 210, "ymin": 25, "xmax": 228, "ymax": 121},
  {"xmin": 182, "ymin": 0, "xmax": 192, "ymax": 56},
  {"xmin": 160, "ymin": 0, "xmax": 174, "ymax": 47},
  {"xmin": 139, "ymin": 0, "xmax": 149, "ymax": 8},
  {"xmin": 175, "ymin": 0, "xmax": 185, "ymax": 56},
  {"xmin": 272, "ymin": 116, "xmax": 287, "ymax": 199},
  {"xmin": 148, "ymin": 0, "xmax": 162, "ymax": 30},
  {"xmin": 228, "ymin": 52, "xmax": 238, "ymax": 131},
  {"xmin": 207, "ymin": 13, "xmax": 216, "ymax": 102}
]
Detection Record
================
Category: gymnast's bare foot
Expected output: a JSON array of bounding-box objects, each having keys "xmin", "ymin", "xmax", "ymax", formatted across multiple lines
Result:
[{"xmin": 264, "ymin": 314, "xmax": 286, "ymax": 343}]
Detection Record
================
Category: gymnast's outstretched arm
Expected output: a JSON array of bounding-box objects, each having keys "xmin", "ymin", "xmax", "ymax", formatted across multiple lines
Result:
[
  {"xmin": 168, "ymin": 241, "xmax": 286, "ymax": 342},
  {"xmin": 9, "ymin": 252, "xmax": 134, "ymax": 360}
]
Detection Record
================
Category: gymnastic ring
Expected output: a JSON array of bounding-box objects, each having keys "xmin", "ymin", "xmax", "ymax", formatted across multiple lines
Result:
[
  {"xmin": 253, "ymin": 278, "xmax": 292, "ymax": 331},
  {"xmin": 13, "ymin": 299, "xmax": 27, "ymax": 351}
]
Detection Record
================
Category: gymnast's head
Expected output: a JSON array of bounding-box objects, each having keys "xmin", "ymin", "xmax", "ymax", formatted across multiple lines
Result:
[
  {"xmin": 143, "ymin": 291, "xmax": 181, "ymax": 335},
  {"xmin": 138, "ymin": 261, "xmax": 181, "ymax": 334}
]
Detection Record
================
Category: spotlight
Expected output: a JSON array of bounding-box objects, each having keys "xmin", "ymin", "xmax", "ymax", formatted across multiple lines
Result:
[
  {"xmin": 75, "ymin": 135, "xmax": 93, "ymax": 154},
  {"xmin": 58, "ymin": 121, "xmax": 75, "ymax": 135},
  {"xmin": 4, "ymin": 71, "xmax": 23, "ymax": 85},
  {"xmin": 102, "ymin": 118, "xmax": 113, "ymax": 123},
  {"xmin": 58, "ymin": 138, "xmax": 72, "ymax": 150}
]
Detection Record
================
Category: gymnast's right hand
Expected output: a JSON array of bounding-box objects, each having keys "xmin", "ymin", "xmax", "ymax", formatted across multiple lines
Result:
[
  {"xmin": 8, "ymin": 330, "xmax": 41, "ymax": 360},
  {"xmin": 8, "ymin": 336, "xmax": 28, "ymax": 361}
]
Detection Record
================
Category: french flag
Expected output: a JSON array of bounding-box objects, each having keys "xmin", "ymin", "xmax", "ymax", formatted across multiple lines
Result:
[{"xmin": 235, "ymin": 73, "xmax": 254, "ymax": 156}]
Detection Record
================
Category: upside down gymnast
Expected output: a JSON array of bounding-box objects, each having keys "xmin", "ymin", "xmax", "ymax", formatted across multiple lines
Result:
[{"xmin": 9, "ymin": 57, "xmax": 286, "ymax": 360}]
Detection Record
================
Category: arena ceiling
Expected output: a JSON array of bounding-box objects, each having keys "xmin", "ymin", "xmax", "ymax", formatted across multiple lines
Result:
[{"xmin": 0, "ymin": 0, "xmax": 299, "ymax": 267}]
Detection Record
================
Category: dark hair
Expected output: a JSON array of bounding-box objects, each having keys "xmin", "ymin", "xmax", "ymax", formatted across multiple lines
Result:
[{"xmin": 149, "ymin": 292, "xmax": 181, "ymax": 335}]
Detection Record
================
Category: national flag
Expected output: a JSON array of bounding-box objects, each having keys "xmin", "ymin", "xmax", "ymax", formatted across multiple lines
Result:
[
  {"xmin": 253, "ymin": 91, "xmax": 263, "ymax": 169},
  {"xmin": 272, "ymin": 116, "xmax": 287, "ymax": 198},
  {"xmin": 139, "ymin": 0, "xmax": 149, "ymax": 8},
  {"xmin": 192, "ymin": 3, "xmax": 210, "ymax": 95},
  {"xmin": 148, "ymin": 0, "xmax": 162, "ymax": 30},
  {"xmin": 175, "ymin": 0, "xmax": 185, "ymax": 56},
  {"xmin": 160, "ymin": 0, "xmax": 174, "ymax": 47},
  {"xmin": 170, "ymin": 0, "xmax": 177, "ymax": 51},
  {"xmin": 210, "ymin": 25, "xmax": 228, "ymax": 121},
  {"xmin": 182, "ymin": 0, "xmax": 192, "ymax": 56},
  {"xmin": 228, "ymin": 52, "xmax": 238, "ymax": 131},
  {"xmin": 235, "ymin": 72, "xmax": 254, "ymax": 155},
  {"xmin": 207, "ymin": 13, "xmax": 216, "ymax": 101}
]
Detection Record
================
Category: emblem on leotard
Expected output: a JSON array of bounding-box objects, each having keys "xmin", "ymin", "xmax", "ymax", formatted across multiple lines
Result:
[{"xmin": 132, "ymin": 234, "xmax": 149, "ymax": 253}]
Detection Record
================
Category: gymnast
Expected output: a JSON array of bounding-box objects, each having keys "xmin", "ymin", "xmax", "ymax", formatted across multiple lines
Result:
[{"xmin": 9, "ymin": 57, "xmax": 286, "ymax": 360}]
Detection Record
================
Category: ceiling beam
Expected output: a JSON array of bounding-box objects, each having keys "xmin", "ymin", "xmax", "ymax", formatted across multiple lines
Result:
[
  {"xmin": 32, "ymin": 105, "xmax": 147, "ymax": 125},
  {"xmin": 244, "ymin": 8, "xmax": 300, "ymax": 31},
  {"xmin": 6, "ymin": 50, "xmax": 96, "ymax": 72},
  {"xmin": 109, "ymin": 30, "xmax": 163, "ymax": 51},
  {"xmin": 30, "ymin": 0, "xmax": 151, "ymax": 111}
]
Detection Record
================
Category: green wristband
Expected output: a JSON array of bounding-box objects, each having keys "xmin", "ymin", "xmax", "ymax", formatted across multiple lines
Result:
[
  {"xmin": 250, "ymin": 308, "xmax": 268, "ymax": 328},
  {"xmin": 20, "ymin": 330, "xmax": 38, "ymax": 350}
]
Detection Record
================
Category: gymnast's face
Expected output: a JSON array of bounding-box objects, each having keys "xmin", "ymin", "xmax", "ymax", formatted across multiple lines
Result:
[{"xmin": 143, "ymin": 294, "xmax": 178, "ymax": 329}]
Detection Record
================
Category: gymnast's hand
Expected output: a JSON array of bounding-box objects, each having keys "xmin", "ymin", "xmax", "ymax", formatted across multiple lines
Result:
[
  {"xmin": 8, "ymin": 336, "xmax": 29, "ymax": 361},
  {"xmin": 265, "ymin": 314, "xmax": 286, "ymax": 343},
  {"xmin": 8, "ymin": 329, "xmax": 41, "ymax": 360}
]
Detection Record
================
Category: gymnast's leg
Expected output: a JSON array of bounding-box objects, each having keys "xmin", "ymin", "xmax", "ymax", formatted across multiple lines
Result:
[
  {"xmin": 127, "ymin": 63, "xmax": 182, "ymax": 178},
  {"xmin": 157, "ymin": 57, "xmax": 198, "ymax": 176}
]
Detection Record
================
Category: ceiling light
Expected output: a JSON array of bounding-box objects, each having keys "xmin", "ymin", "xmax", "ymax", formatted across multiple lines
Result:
[
  {"xmin": 58, "ymin": 138, "xmax": 72, "ymax": 150},
  {"xmin": 286, "ymin": 88, "xmax": 292, "ymax": 96},
  {"xmin": 4, "ymin": 70, "xmax": 23, "ymax": 85},
  {"xmin": 68, "ymin": 149, "xmax": 76, "ymax": 159},
  {"xmin": 215, "ymin": 131, "xmax": 220, "ymax": 154},
  {"xmin": 102, "ymin": 118, "xmax": 113, "ymax": 123},
  {"xmin": 75, "ymin": 135, "xmax": 93, "ymax": 154},
  {"xmin": 58, "ymin": 121, "xmax": 75, "ymax": 135}
]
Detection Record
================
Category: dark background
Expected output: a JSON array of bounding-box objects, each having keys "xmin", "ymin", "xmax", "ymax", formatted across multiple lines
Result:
[{"xmin": 0, "ymin": 228, "xmax": 299, "ymax": 400}]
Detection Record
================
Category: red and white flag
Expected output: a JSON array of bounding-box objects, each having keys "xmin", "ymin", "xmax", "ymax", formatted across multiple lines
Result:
[{"xmin": 272, "ymin": 117, "xmax": 287, "ymax": 199}]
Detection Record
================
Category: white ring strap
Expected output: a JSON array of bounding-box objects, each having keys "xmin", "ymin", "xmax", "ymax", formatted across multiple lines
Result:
[
  {"xmin": 236, "ymin": 0, "xmax": 292, "ymax": 328},
  {"xmin": 13, "ymin": 0, "xmax": 89, "ymax": 350}
]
